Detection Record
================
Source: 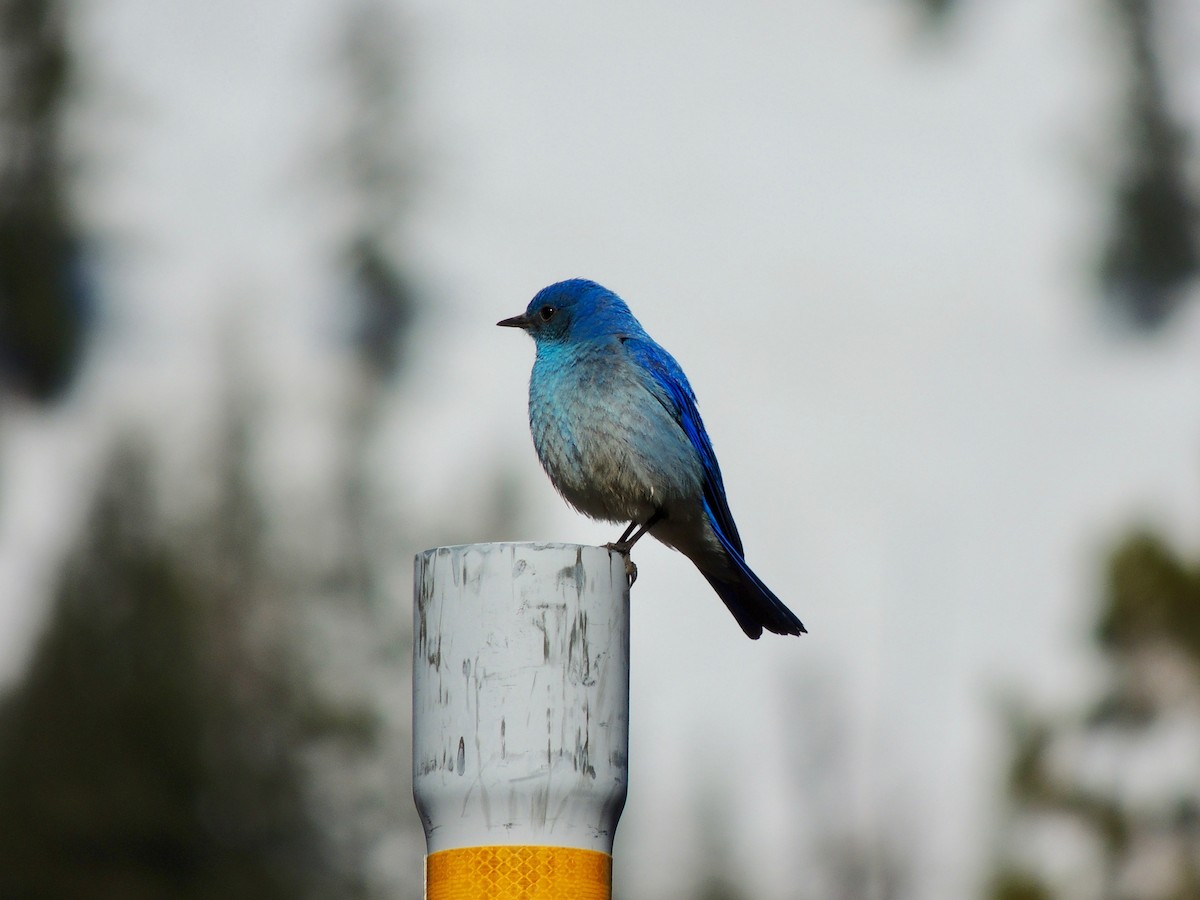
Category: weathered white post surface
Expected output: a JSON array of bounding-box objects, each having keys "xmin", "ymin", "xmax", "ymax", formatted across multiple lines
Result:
[{"xmin": 412, "ymin": 542, "xmax": 630, "ymax": 899}]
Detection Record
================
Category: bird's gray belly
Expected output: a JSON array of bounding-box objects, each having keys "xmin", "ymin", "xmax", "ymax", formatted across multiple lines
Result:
[{"xmin": 529, "ymin": 371, "xmax": 703, "ymax": 528}]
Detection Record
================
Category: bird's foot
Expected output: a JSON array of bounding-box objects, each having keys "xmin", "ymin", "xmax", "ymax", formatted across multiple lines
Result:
[{"xmin": 604, "ymin": 542, "xmax": 639, "ymax": 587}]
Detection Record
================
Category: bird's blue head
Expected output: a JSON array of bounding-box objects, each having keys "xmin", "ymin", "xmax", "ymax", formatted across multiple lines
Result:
[{"xmin": 497, "ymin": 279, "xmax": 642, "ymax": 346}]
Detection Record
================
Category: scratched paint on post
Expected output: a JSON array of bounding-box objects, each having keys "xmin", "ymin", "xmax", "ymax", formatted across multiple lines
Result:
[{"xmin": 412, "ymin": 543, "xmax": 630, "ymax": 855}]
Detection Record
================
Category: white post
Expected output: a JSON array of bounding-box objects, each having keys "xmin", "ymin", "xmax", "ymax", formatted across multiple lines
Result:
[{"xmin": 412, "ymin": 542, "xmax": 630, "ymax": 899}]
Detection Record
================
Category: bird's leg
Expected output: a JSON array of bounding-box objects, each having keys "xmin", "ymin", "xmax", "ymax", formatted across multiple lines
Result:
[
  {"xmin": 614, "ymin": 521, "xmax": 639, "ymax": 546},
  {"xmin": 605, "ymin": 509, "xmax": 665, "ymax": 587},
  {"xmin": 607, "ymin": 509, "xmax": 663, "ymax": 553}
]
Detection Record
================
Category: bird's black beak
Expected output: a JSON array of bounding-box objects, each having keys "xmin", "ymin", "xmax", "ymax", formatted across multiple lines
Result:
[{"xmin": 497, "ymin": 313, "xmax": 531, "ymax": 329}]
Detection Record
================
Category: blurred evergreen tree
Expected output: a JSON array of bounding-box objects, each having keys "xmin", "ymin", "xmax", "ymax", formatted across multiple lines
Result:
[
  {"xmin": 690, "ymin": 788, "xmax": 751, "ymax": 900},
  {"xmin": 987, "ymin": 529, "xmax": 1200, "ymax": 898},
  {"xmin": 0, "ymin": 0, "xmax": 521, "ymax": 897},
  {"xmin": 907, "ymin": 0, "xmax": 1199, "ymax": 894},
  {"xmin": 0, "ymin": 0, "xmax": 91, "ymax": 403},
  {"xmin": 908, "ymin": 0, "xmax": 957, "ymax": 27},
  {"xmin": 907, "ymin": 0, "xmax": 1199, "ymax": 331},
  {"xmin": 0, "ymin": 413, "xmax": 366, "ymax": 899},
  {"xmin": 315, "ymin": 0, "xmax": 421, "ymax": 613},
  {"xmin": 332, "ymin": 0, "xmax": 416, "ymax": 388},
  {"xmin": 303, "ymin": 7, "xmax": 427, "ymax": 892},
  {"xmin": 1098, "ymin": 0, "xmax": 1199, "ymax": 330}
]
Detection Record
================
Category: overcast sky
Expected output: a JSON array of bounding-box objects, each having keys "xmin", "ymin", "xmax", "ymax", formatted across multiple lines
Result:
[{"xmin": 3, "ymin": 0, "xmax": 1200, "ymax": 896}]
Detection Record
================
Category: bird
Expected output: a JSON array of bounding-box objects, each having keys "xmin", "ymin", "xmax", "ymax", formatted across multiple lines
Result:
[{"xmin": 498, "ymin": 278, "xmax": 805, "ymax": 639}]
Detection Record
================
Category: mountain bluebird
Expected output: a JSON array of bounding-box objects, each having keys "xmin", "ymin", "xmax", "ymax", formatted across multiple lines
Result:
[{"xmin": 498, "ymin": 279, "xmax": 805, "ymax": 639}]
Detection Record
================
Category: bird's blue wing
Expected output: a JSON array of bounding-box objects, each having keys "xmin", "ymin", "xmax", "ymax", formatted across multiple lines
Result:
[{"xmin": 622, "ymin": 335, "xmax": 745, "ymax": 556}]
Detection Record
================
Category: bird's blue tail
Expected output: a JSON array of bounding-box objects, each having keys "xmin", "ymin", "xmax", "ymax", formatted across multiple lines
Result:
[{"xmin": 701, "ymin": 521, "xmax": 806, "ymax": 640}]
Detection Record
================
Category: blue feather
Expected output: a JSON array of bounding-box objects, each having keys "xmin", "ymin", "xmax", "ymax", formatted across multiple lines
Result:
[{"xmin": 622, "ymin": 335, "xmax": 745, "ymax": 555}]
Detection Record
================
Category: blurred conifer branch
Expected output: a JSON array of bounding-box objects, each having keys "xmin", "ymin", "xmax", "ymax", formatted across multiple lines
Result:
[{"xmin": 0, "ymin": 0, "xmax": 91, "ymax": 403}]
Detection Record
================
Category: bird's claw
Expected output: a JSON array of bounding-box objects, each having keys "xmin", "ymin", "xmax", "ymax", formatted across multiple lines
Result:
[{"xmin": 604, "ymin": 542, "xmax": 638, "ymax": 587}]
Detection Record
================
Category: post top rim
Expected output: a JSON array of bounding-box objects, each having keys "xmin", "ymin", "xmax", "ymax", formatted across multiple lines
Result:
[{"xmin": 416, "ymin": 541, "xmax": 619, "ymax": 557}]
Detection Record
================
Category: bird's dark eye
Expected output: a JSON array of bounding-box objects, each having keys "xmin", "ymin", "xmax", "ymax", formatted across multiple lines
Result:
[{"xmin": 538, "ymin": 305, "xmax": 556, "ymax": 322}]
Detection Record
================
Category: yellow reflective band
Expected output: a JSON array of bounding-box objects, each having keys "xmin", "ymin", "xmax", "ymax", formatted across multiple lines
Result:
[{"xmin": 425, "ymin": 845, "xmax": 612, "ymax": 899}]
